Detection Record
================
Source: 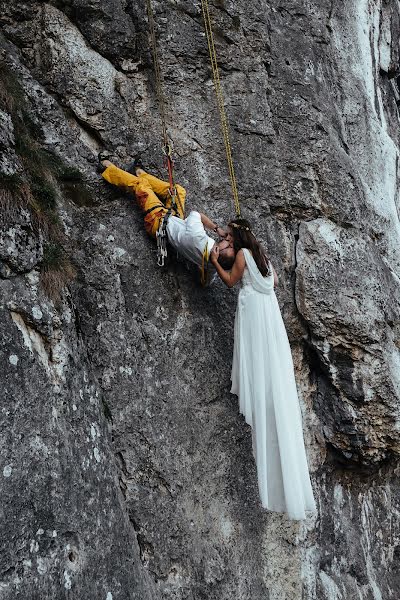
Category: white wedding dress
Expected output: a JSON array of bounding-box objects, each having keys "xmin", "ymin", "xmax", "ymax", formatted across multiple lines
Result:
[{"xmin": 231, "ymin": 249, "xmax": 317, "ymax": 520}]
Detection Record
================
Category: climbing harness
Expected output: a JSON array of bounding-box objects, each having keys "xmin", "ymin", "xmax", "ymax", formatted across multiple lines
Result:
[{"xmin": 201, "ymin": 0, "xmax": 241, "ymax": 217}]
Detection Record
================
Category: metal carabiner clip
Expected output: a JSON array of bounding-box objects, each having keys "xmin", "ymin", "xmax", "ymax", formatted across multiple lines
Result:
[{"xmin": 162, "ymin": 140, "xmax": 174, "ymax": 158}]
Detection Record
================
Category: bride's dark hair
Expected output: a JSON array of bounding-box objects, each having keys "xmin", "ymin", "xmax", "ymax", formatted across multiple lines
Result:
[{"xmin": 229, "ymin": 218, "xmax": 270, "ymax": 277}]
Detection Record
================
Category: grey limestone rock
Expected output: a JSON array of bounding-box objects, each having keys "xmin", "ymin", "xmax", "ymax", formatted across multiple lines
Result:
[{"xmin": 0, "ymin": 1, "xmax": 399, "ymax": 599}]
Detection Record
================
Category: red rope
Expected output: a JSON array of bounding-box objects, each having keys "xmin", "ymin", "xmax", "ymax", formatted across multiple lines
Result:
[{"xmin": 166, "ymin": 154, "xmax": 175, "ymax": 195}]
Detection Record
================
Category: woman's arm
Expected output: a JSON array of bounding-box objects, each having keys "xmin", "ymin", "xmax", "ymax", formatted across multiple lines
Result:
[{"xmin": 211, "ymin": 247, "xmax": 245, "ymax": 288}]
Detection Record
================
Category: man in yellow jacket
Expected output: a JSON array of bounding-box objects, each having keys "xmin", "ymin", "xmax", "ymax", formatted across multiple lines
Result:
[{"xmin": 100, "ymin": 160, "xmax": 235, "ymax": 274}]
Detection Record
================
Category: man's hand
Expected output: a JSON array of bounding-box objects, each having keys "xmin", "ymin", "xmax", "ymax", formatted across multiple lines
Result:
[
  {"xmin": 101, "ymin": 159, "xmax": 113, "ymax": 168},
  {"xmin": 216, "ymin": 226, "xmax": 227, "ymax": 238},
  {"xmin": 210, "ymin": 245, "xmax": 220, "ymax": 265}
]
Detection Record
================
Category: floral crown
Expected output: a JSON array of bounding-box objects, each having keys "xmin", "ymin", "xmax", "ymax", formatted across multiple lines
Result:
[{"xmin": 229, "ymin": 222, "xmax": 252, "ymax": 232}]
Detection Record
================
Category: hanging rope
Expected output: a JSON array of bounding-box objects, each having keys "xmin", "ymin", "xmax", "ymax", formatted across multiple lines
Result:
[
  {"xmin": 145, "ymin": 0, "xmax": 169, "ymax": 150},
  {"xmin": 145, "ymin": 0, "xmax": 184, "ymax": 221},
  {"xmin": 201, "ymin": 0, "xmax": 241, "ymax": 217}
]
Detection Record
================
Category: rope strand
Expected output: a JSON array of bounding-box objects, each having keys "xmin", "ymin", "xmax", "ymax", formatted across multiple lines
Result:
[
  {"xmin": 145, "ymin": 0, "xmax": 169, "ymax": 148},
  {"xmin": 145, "ymin": 0, "xmax": 184, "ymax": 218},
  {"xmin": 201, "ymin": 0, "xmax": 241, "ymax": 217}
]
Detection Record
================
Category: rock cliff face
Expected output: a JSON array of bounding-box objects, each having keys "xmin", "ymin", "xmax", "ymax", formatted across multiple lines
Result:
[{"xmin": 1, "ymin": 1, "xmax": 400, "ymax": 599}]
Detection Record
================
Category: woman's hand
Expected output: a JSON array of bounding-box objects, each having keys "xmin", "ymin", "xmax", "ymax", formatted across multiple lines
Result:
[
  {"xmin": 210, "ymin": 245, "xmax": 220, "ymax": 265},
  {"xmin": 211, "ymin": 248, "xmax": 245, "ymax": 288}
]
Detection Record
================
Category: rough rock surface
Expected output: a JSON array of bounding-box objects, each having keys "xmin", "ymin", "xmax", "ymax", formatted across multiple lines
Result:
[{"xmin": 0, "ymin": 1, "xmax": 399, "ymax": 599}]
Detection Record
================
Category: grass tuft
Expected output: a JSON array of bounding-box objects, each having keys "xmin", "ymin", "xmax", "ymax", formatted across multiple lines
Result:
[
  {"xmin": 42, "ymin": 243, "xmax": 65, "ymax": 270},
  {"xmin": 0, "ymin": 62, "xmax": 26, "ymax": 113},
  {"xmin": 31, "ymin": 176, "xmax": 58, "ymax": 211},
  {"xmin": 40, "ymin": 243, "xmax": 76, "ymax": 302},
  {"xmin": 1, "ymin": 60, "xmax": 82, "ymax": 301},
  {"xmin": 0, "ymin": 179, "xmax": 34, "ymax": 225},
  {"xmin": 0, "ymin": 172, "xmax": 24, "ymax": 192}
]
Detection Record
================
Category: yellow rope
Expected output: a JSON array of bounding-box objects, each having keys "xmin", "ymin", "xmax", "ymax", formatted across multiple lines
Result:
[
  {"xmin": 201, "ymin": 0, "xmax": 241, "ymax": 217},
  {"xmin": 200, "ymin": 242, "xmax": 210, "ymax": 286}
]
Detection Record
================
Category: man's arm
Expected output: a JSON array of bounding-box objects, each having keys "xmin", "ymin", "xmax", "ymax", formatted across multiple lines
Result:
[{"xmin": 199, "ymin": 213, "xmax": 227, "ymax": 238}]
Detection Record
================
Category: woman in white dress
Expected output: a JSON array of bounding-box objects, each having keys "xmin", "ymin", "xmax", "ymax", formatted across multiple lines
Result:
[{"xmin": 210, "ymin": 218, "xmax": 316, "ymax": 520}]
